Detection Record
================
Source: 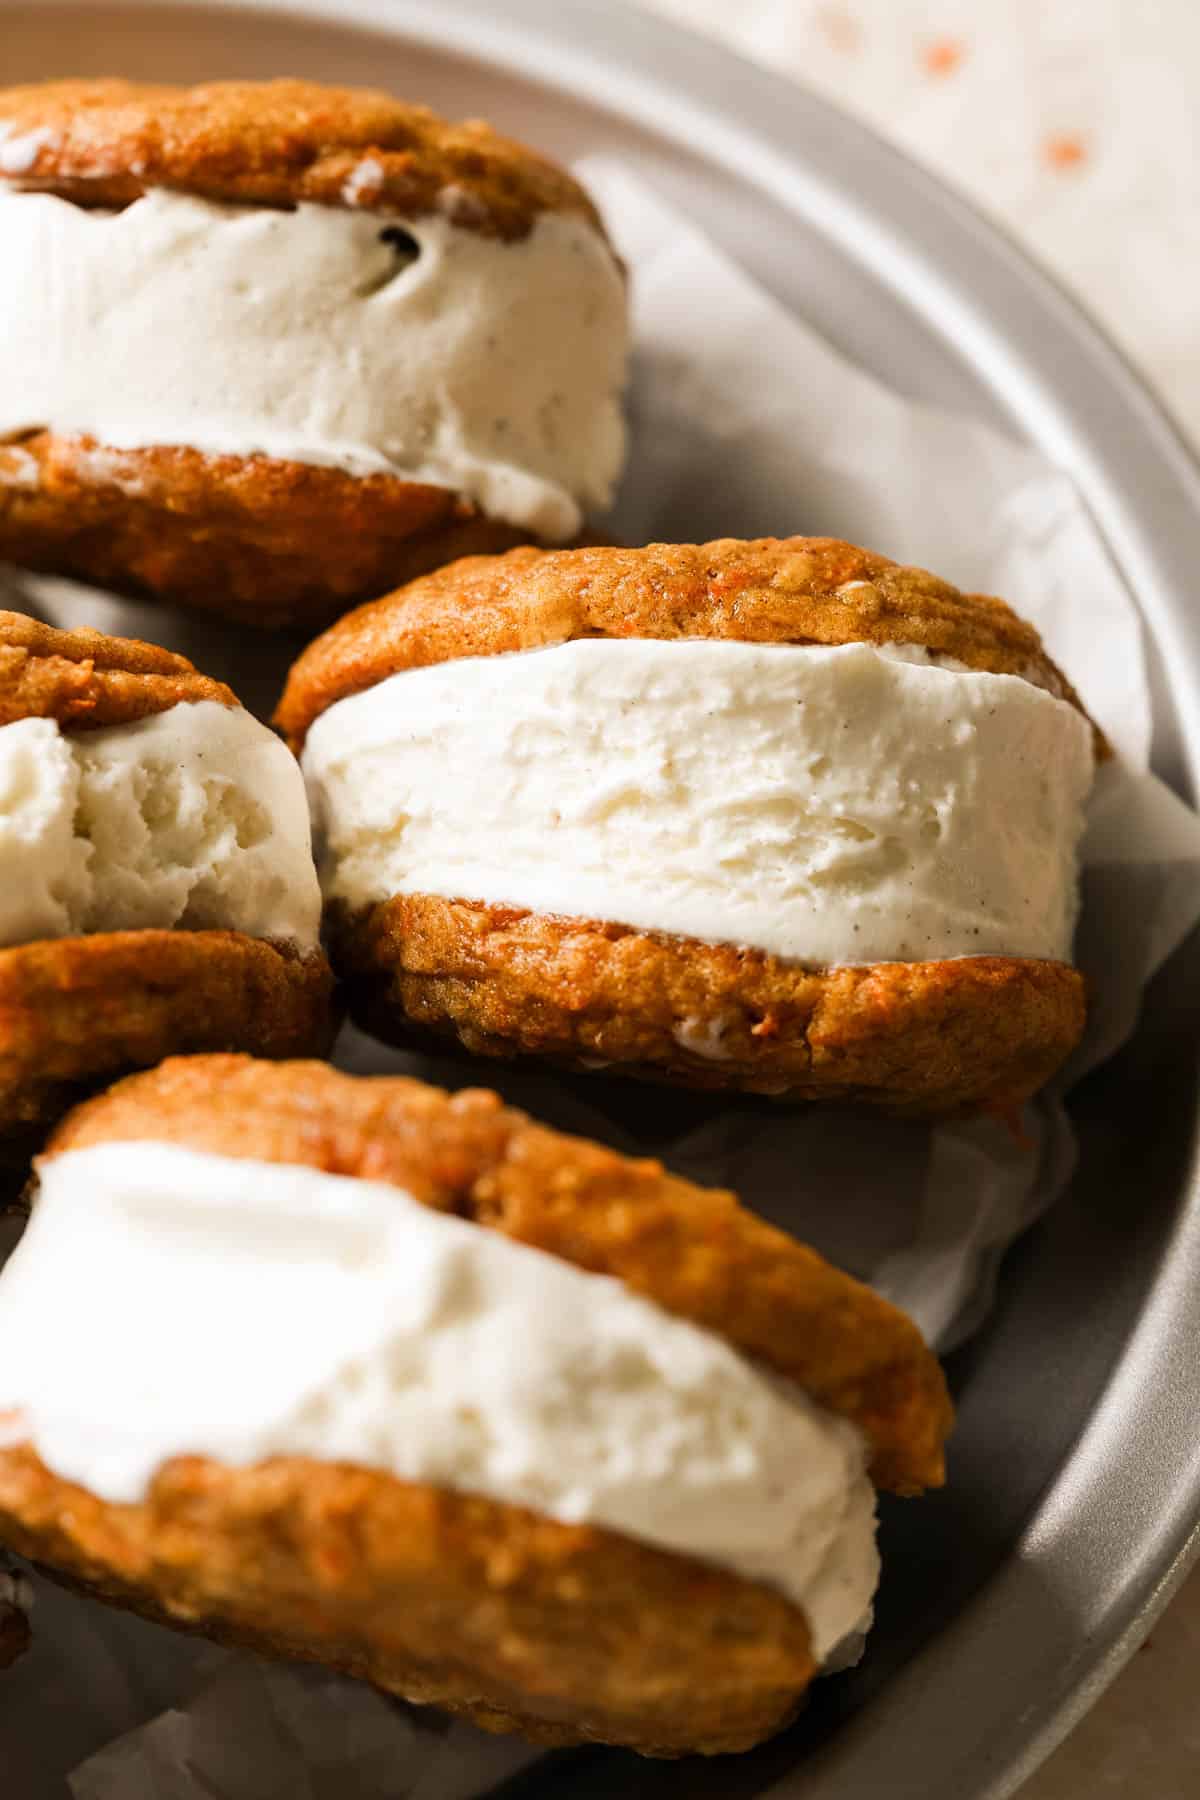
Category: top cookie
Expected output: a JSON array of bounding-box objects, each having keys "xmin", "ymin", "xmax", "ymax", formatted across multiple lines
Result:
[
  {"xmin": 0, "ymin": 79, "xmax": 604, "ymax": 241},
  {"xmin": 275, "ymin": 536, "xmax": 1096, "ymax": 747},
  {"xmin": 0, "ymin": 610, "xmax": 235, "ymax": 730}
]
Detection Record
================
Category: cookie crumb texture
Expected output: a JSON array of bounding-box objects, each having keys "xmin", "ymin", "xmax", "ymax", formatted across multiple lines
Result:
[
  {"xmin": 0, "ymin": 79, "xmax": 605, "ymax": 236},
  {"xmin": 0, "ymin": 606, "xmax": 234, "ymax": 727},
  {"xmin": 0, "ymin": 1446, "xmax": 813, "ymax": 1754},
  {"xmin": 330, "ymin": 895, "xmax": 1086, "ymax": 1118},
  {"xmin": 275, "ymin": 536, "xmax": 1096, "ymax": 748}
]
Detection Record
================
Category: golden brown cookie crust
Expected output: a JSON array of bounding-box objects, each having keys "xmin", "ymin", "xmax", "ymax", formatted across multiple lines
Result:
[
  {"xmin": 0, "ymin": 435, "xmax": 533, "ymax": 631},
  {"xmin": 0, "ymin": 606, "xmax": 235, "ymax": 729},
  {"xmin": 275, "ymin": 535, "xmax": 1099, "ymax": 749},
  {"xmin": 48, "ymin": 1053, "xmax": 952, "ymax": 1495},
  {"xmin": 0, "ymin": 936, "xmax": 334, "ymax": 1147},
  {"xmin": 0, "ymin": 79, "xmax": 607, "ymax": 241},
  {"xmin": 328, "ymin": 896, "xmax": 1086, "ymax": 1126},
  {"xmin": 0, "ymin": 1445, "xmax": 813, "ymax": 1755}
]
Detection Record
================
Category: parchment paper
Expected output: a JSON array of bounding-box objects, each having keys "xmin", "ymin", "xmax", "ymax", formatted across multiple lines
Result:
[{"xmin": 0, "ymin": 161, "xmax": 1198, "ymax": 1797}]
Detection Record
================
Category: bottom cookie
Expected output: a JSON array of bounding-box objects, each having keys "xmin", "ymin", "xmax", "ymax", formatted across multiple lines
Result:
[
  {"xmin": 0, "ymin": 1447, "xmax": 814, "ymax": 1756},
  {"xmin": 0, "ymin": 434, "xmax": 531, "ymax": 631},
  {"xmin": 0, "ymin": 931, "xmax": 334, "ymax": 1147},
  {"xmin": 329, "ymin": 895, "xmax": 1087, "ymax": 1118}
]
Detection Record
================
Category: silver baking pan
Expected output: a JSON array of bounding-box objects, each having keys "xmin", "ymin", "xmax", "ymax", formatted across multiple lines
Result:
[{"xmin": 3, "ymin": 3, "xmax": 1200, "ymax": 1796}]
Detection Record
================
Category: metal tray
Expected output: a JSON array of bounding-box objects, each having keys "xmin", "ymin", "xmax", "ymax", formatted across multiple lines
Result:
[{"xmin": 3, "ymin": 4, "xmax": 1200, "ymax": 1796}]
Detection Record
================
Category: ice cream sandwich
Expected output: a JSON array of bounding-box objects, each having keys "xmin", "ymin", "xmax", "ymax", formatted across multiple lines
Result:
[
  {"xmin": 0, "ymin": 80, "xmax": 628, "ymax": 627},
  {"xmin": 279, "ymin": 536, "xmax": 1100, "ymax": 1117},
  {"xmin": 0, "ymin": 613, "xmax": 332, "ymax": 1141},
  {"xmin": 0, "ymin": 1054, "xmax": 951, "ymax": 1753}
]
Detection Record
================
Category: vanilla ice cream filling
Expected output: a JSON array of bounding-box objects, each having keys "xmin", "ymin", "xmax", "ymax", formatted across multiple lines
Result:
[
  {"xmin": 303, "ymin": 637, "xmax": 1096, "ymax": 968},
  {"xmin": 0, "ymin": 188, "xmax": 629, "ymax": 539},
  {"xmin": 0, "ymin": 1143, "xmax": 879, "ymax": 1659},
  {"xmin": 0, "ymin": 701, "xmax": 320, "ymax": 950}
]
